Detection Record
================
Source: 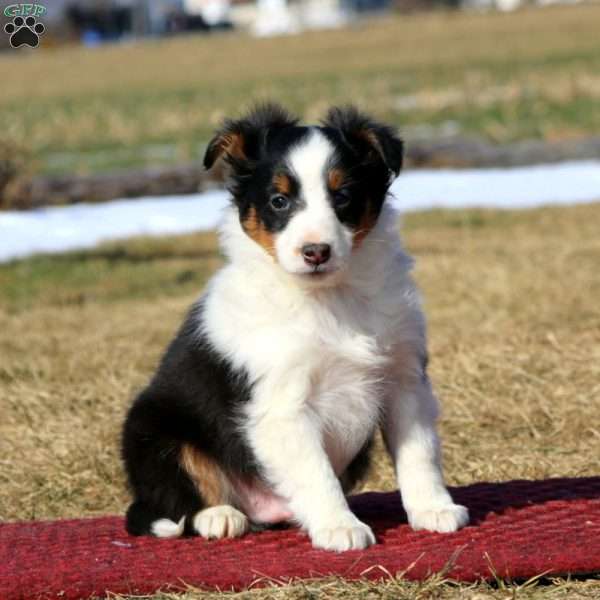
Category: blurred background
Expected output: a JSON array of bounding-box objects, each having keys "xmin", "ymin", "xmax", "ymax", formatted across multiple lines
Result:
[
  {"xmin": 1, "ymin": 0, "xmax": 599, "ymax": 216},
  {"xmin": 1, "ymin": 1, "xmax": 600, "ymax": 597}
]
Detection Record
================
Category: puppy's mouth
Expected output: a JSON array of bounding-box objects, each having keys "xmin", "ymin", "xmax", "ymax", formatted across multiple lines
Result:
[{"xmin": 297, "ymin": 265, "xmax": 340, "ymax": 280}]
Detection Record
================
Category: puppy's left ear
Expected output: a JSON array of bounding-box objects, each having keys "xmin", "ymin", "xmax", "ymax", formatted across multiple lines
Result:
[{"xmin": 323, "ymin": 106, "xmax": 404, "ymax": 177}]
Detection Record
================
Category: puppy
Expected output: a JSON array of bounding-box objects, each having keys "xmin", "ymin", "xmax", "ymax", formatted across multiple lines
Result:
[{"xmin": 122, "ymin": 103, "xmax": 469, "ymax": 551}]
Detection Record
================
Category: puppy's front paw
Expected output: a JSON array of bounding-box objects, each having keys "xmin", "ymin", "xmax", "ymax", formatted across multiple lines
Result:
[
  {"xmin": 408, "ymin": 503, "xmax": 469, "ymax": 533},
  {"xmin": 193, "ymin": 505, "xmax": 249, "ymax": 539},
  {"xmin": 311, "ymin": 517, "xmax": 375, "ymax": 552}
]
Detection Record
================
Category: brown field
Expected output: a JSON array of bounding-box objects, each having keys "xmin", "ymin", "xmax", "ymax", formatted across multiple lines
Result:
[{"xmin": 1, "ymin": 204, "xmax": 599, "ymax": 598}]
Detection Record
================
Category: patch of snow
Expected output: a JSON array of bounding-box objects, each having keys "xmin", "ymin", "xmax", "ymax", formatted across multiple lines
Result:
[
  {"xmin": 0, "ymin": 191, "xmax": 229, "ymax": 263},
  {"xmin": 391, "ymin": 160, "xmax": 600, "ymax": 211},
  {"xmin": 1, "ymin": 161, "xmax": 599, "ymax": 263}
]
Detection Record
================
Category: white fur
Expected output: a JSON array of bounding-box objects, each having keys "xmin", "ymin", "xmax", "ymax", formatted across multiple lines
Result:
[
  {"xmin": 193, "ymin": 505, "xmax": 248, "ymax": 539},
  {"xmin": 200, "ymin": 180, "xmax": 468, "ymax": 550},
  {"xmin": 150, "ymin": 517, "xmax": 185, "ymax": 538},
  {"xmin": 381, "ymin": 381, "xmax": 469, "ymax": 533},
  {"xmin": 275, "ymin": 130, "xmax": 354, "ymax": 278}
]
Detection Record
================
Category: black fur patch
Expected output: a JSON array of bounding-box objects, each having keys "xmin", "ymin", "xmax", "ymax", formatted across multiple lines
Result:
[
  {"xmin": 322, "ymin": 105, "xmax": 404, "ymax": 176},
  {"xmin": 321, "ymin": 106, "xmax": 404, "ymax": 233},
  {"xmin": 204, "ymin": 103, "xmax": 313, "ymax": 237},
  {"xmin": 121, "ymin": 303, "xmax": 258, "ymax": 535}
]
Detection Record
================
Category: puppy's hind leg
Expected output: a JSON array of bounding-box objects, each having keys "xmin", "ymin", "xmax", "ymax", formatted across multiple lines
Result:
[
  {"xmin": 123, "ymin": 456, "xmax": 203, "ymax": 538},
  {"xmin": 123, "ymin": 402, "xmax": 204, "ymax": 538}
]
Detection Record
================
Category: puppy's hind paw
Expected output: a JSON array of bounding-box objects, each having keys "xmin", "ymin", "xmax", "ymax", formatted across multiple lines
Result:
[
  {"xmin": 311, "ymin": 518, "xmax": 375, "ymax": 552},
  {"xmin": 408, "ymin": 503, "xmax": 469, "ymax": 533}
]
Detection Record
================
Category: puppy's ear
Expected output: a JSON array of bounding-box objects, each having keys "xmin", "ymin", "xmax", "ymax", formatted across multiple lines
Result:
[
  {"xmin": 204, "ymin": 103, "xmax": 299, "ymax": 170},
  {"xmin": 322, "ymin": 106, "xmax": 404, "ymax": 177}
]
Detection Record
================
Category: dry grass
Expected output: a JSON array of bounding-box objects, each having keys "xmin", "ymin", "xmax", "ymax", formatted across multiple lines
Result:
[
  {"xmin": 1, "ymin": 4, "xmax": 600, "ymax": 174},
  {"xmin": 105, "ymin": 574, "xmax": 600, "ymax": 600},
  {"xmin": 1, "ymin": 204, "xmax": 600, "ymax": 598}
]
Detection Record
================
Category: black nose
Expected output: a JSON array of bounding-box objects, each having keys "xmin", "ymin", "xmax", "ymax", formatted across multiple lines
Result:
[{"xmin": 302, "ymin": 243, "xmax": 331, "ymax": 266}]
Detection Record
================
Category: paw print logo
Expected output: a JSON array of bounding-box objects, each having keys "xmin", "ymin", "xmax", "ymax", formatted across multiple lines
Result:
[{"xmin": 4, "ymin": 16, "xmax": 45, "ymax": 48}]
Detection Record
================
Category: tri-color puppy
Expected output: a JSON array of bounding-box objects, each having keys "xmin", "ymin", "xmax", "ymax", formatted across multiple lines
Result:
[{"xmin": 122, "ymin": 103, "xmax": 469, "ymax": 552}]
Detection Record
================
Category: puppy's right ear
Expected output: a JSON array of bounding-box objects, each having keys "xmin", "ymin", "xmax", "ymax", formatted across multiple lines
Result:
[{"xmin": 203, "ymin": 103, "xmax": 299, "ymax": 170}]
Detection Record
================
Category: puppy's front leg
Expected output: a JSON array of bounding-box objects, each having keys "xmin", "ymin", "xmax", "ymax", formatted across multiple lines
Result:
[
  {"xmin": 382, "ymin": 377, "xmax": 469, "ymax": 533},
  {"xmin": 246, "ymin": 375, "xmax": 375, "ymax": 552}
]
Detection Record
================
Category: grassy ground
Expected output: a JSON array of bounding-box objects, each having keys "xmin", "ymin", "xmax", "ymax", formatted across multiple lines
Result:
[
  {"xmin": 1, "ymin": 4, "xmax": 600, "ymax": 176},
  {"xmin": 1, "ymin": 204, "xmax": 599, "ymax": 598}
]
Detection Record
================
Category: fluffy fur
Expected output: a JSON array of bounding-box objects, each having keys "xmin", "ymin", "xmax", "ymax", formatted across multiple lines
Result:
[{"xmin": 122, "ymin": 103, "xmax": 469, "ymax": 551}]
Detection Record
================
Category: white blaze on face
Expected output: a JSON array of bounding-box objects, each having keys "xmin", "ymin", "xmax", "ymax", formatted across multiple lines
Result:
[{"xmin": 274, "ymin": 129, "xmax": 354, "ymax": 276}]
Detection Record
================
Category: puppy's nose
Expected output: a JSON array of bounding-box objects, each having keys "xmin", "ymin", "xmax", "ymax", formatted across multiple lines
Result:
[{"xmin": 302, "ymin": 243, "xmax": 331, "ymax": 266}]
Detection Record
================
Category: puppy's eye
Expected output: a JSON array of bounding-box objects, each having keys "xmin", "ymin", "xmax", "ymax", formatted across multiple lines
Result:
[
  {"xmin": 333, "ymin": 189, "xmax": 352, "ymax": 209},
  {"xmin": 270, "ymin": 195, "xmax": 290, "ymax": 211}
]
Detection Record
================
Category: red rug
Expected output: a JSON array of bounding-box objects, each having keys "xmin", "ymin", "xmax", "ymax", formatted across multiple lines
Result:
[{"xmin": 1, "ymin": 477, "xmax": 599, "ymax": 599}]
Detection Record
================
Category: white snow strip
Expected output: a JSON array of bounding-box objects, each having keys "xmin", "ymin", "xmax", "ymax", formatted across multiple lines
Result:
[
  {"xmin": 392, "ymin": 160, "xmax": 600, "ymax": 210},
  {"xmin": 1, "ymin": 161, "xmax": 599, "ymax": 263},
  {"xmin": 0, "ymin": 191, "xmax": 229, "ymax": 263}
]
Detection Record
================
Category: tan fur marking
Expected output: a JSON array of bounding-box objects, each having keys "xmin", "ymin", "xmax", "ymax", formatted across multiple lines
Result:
[
  {"xmin": 353, "ymin": 200, "xmax": 377, "ymax": 248},
  {"xmin": 273, "ymin": 173, "xmax": 292, "ymax": 196},
  {"xmin": 180, "ymin": 444, "xmax": 230, "ymax": 506},
  {"xmin": 357, "ymin": 129, "xmax": 385, "ymax": 162},
  {"xmin": 241, "ymin": 207, "xmax": 277, "ymax": 258},
  {"xmin": 327, "ymin": 168, "xmax": 346, "ymax": 192},
  {"xmin": 217, "ymin": 132, "xmax": 246, "ymax": 162}
]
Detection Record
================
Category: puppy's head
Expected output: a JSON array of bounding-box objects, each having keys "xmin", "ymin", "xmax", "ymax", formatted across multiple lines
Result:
[{"xmin": 204, "ymin": 103, "xmax": 403, "ymax": 285}]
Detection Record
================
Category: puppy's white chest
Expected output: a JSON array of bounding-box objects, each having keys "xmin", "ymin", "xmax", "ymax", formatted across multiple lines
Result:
[
  {"xmin": 308, "ymin": 338, "xmax": 384, "ymax": 473},
  {"xmin": 281, "ymin": 299, "xmax": 387, "ymax": 472}
]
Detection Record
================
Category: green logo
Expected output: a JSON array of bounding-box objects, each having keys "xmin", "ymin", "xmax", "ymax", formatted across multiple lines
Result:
[{"xmin": 4, "ymin": 4, "xmax": 47, "ymax": 18}]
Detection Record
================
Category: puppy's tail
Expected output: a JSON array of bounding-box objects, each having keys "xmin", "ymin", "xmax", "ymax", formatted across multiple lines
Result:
[{"xmin": 125, "ymin": 501, "xmax": 185, "ymax": 538}]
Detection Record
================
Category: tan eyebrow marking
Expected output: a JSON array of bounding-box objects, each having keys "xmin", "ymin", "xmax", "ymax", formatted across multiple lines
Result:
[
  {"xmin": 327, "ymin": 168, "xmax": 346, "ymax": 192},
  {"xmin": 273, "ymin": 172, "xmax": 292, "ymax": 196}
]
